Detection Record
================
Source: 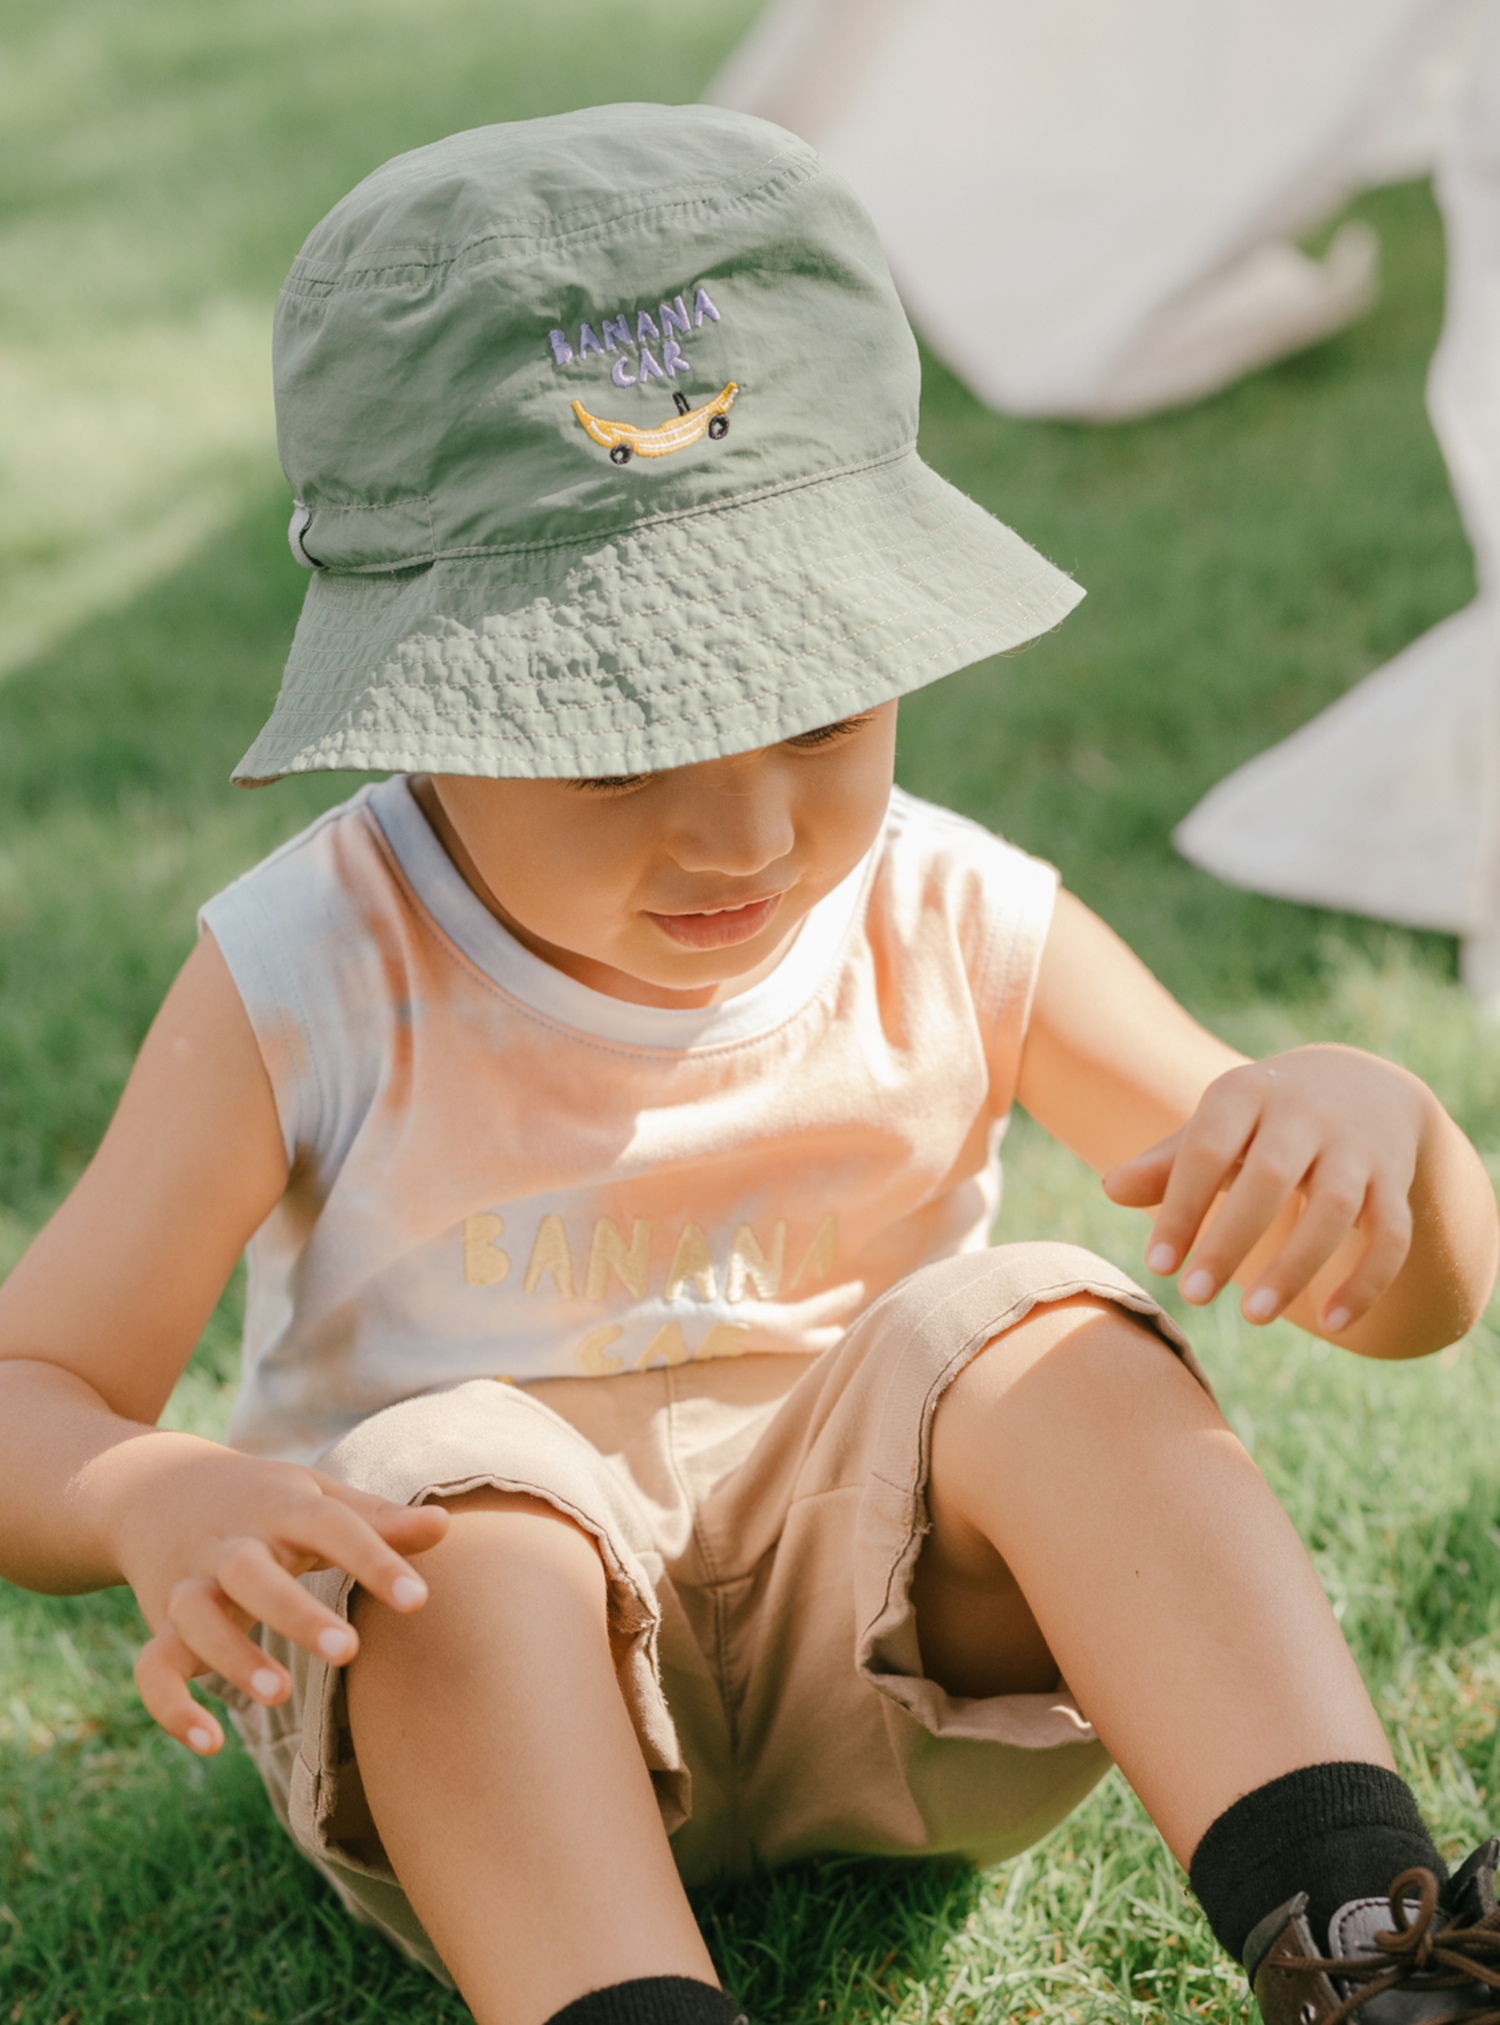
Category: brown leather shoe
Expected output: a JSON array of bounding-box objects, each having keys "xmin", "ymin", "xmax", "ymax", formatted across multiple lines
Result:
[{"xmin": 1247, "ymin": 1843, "xmax": 1500, "ymax": 2025}]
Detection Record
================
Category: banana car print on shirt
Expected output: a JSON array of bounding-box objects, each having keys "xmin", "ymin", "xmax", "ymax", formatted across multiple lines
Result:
[{"xmin": 573, "ymin": 382, "xmax": 739, "ymax": 464}]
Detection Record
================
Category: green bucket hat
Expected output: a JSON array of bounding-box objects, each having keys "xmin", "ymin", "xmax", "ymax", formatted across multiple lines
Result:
[{"xmin": 234, "ymin": 102, "xmax": 1083, "ymax": 785}]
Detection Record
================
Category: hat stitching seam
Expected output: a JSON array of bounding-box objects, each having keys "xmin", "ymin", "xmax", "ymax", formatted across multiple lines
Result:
[
  {"xmin": 284, "ymin": 547, "xmax": 1062, "ymax": 669},
  {"xmin": 281, "ymin": 154, "xmax": 822, "ymax": 292},
  {"xmin": 248, "ymin": 611, "xmax": 1051, "ymax": 763},
  {"xmin": 279, "ymin": 558, "xmax": 1061, "ymax": 694},
  {"xmin": 294, "ymin": 487, "xmax": 1052, "ymax": 617},
  {"xmin": 306, "ymin": 443, "xmax": 920, "ymax": 573},
  {"xmin": 369, "ymin": 528, "xmax": 1046, "ymax": 655}
]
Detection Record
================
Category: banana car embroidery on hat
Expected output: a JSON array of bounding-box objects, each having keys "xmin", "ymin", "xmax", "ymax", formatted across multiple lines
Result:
[
  {"xmin": 234, "ymin": 105, "xmax": 1086, "ymax": 787},
  {"xmin": 574, "ymin": 383, "xmax": 739, "ymax": 465}
]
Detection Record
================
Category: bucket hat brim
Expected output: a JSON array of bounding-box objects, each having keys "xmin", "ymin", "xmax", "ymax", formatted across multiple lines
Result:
[{"xmin": 233, "ymin": 447, "xmax": 1082, "ymax": 784}]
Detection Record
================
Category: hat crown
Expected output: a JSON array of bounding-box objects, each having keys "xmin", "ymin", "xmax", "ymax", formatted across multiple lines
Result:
[{"xmin": 275, "ymin": 104, "xmax": 920, "ymax": 572}]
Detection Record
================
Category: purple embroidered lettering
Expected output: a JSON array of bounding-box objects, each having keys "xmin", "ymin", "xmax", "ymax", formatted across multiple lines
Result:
[
  {"xmin": 635, "ymin": 308, "xmax": 660, "ymax": 344},
  {"xmin": 660, "ymin": 296, "xmax": 691, "ymax": 338},
  {"xmin": 577, "ymin": 323, "xmax": 604, "ymax": 359},
  {"xmin": 600, "ymin": 314, "xmax": 631, "ymax": 353},
  {"xmin": 665, "ymin": 1224, "xmax": 717, "ymax": 1302},
  {"xmin": 693, "ymin": 286, "xmax": 721, "ymax": 327},
  {"xmin": 523, "ymin": 1214, "xmax": 576, "ymax": 1297},
  {"xmin": 548, "ymin": 329, "xmax": 575, "ymax": 367},
  {"xmin": 611, "ymin": 356, "xmax": 637, "ymax": 388},
  {"xmin": 462, "ymin": 1212, "xmax": 511, "ymax": 1286},
  {"xmin": 585, "ymin": 1217, "xmax": 652, "ymax": 1301},
  {"xmin": 727, "ymin": 1222, "xmax": 786, "ymax": 1303},
  {"xmin": 636, "ymin": 344, "xmax": 666, "ymax": 383},
  {"xmin": 662, "ymin": 339, "xmax": 689, "ymax": 377}
]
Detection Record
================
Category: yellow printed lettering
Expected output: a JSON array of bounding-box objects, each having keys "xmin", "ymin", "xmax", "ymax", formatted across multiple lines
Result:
[
  {"xmin": 636, "ymin": 1320, "xmax": 691, "ymax": 1370},
  {"xmin": 789, "ymin": 1214, "xmax": 838, "ymax": 1291},
  {"xmin": 727, "ymin": 1221, "xmax": 786, "ymax": 1302},
  {"xmin": 585, "ymin": 1217, "xmax": 652, "ymax": 1301},
  {"xmin": 463, "ymin": 1213, "xmax": 511, "ymax": 1286},
  {"xmin": 664, "ymin": 1223, "xmax": 717, "ymax": 1302},
  {"xmin": 695, "ymin": 1322, "xmax": 752, "ymax": 1362},
  {"xmin": 575, "ymin": 1325, "xmax": 626, "ymax": 1376},
  {"xmin": 523, "ymin": 1214, "xmax": 576, "ymax": 1297}
]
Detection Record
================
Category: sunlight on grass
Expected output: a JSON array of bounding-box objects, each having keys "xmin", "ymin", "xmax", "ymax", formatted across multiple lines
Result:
[
  {"xmin": 0, "ymin": 305, "xmax": 275, "ymax": 679},
  {"xmin": 4, "ymin": 0, "xmax": 1499, "ymax": 2017}
]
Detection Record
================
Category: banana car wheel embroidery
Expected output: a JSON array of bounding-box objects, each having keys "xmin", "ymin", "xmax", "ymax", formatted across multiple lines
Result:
[{"xmin": 573, "ymin": 381, "xmax": 739, "ymax": 464}]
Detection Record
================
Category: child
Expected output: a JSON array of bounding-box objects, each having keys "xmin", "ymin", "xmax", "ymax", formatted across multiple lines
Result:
[{"xmin": 2, "ymin": 103, "xmax": 1499, "ymax": 2025}]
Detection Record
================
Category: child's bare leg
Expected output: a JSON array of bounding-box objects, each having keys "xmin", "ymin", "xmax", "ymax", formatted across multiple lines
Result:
[
  {"xmin": 345, "ymin": 1490, "xmax": 715, "ymax": 2025},
  {"xmin": 910, "ymin": 1296, "xmax": 1393, "ymax": 1866}
]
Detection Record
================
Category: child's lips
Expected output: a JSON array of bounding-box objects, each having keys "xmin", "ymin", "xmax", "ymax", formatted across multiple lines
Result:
[{"xmin": 647, "ymin": 892, "xmax": 783, "ymax": 950}]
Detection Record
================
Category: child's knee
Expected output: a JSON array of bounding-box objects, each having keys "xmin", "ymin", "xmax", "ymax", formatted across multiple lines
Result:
[
  {"xmin": 954, "ymin": 1291, "xmax": 1176, "ymax": 1410},
  {"xmin": 929, "ymin": 1292, "xmax": 1213, "ymax": 1500},
  {"xmin": 352, "ymin": 1486, "xmax": 611, "ymax": 1652}
]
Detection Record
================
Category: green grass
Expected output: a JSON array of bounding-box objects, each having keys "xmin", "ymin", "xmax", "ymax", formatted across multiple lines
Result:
[{"xmin": 4, "ymin": 3, "xmax": 1500, "ymax": 2019}]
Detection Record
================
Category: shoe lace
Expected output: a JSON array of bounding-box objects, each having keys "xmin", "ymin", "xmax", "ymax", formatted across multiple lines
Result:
[{"xmin": 1282, "ymin": 1870, "xmax": 1500, "ymax": 2025}]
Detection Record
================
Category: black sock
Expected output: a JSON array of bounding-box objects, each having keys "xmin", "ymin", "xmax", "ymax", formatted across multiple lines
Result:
[
  {"xmin": 546, "ymin": 1977, "xmax": 746, "ymax": 2025},
  {"xmin": 1188, "ymin": 1761, "xmax": 1447, "ymax": 1964}
]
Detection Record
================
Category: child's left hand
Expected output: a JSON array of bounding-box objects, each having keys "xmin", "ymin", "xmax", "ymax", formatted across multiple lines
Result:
[
  {"xmin": 1104, "ymin": 1044, "xmax": 1432, "ymax": 1337},
  {"xmin": 1019, "ymin": 888, "xmax": 1497, "ymax": 1358}
]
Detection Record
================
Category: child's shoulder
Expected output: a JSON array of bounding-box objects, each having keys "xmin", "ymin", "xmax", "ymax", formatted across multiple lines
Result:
[
  {"xmin": 878, "ymin": 785, "xmax": 1058, "ymax": 917},
  {"xmin": 198, "ymin": 777, "xmax": 430, "ymax": 973}
]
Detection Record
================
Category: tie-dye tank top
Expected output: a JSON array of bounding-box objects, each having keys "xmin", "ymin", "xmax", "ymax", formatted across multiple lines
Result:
[{"xmin": 200, "ymin": 778, "xmax": 1057, "ymax": 1464}]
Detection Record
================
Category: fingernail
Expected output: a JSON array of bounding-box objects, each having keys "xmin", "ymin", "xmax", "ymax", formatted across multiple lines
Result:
[
  {"xmin": 1243, "ymin": 1287, "xmax": 1278, "ymax": 1323},
  {"xmin": 1146, "ymin": 1244, "xmax": 1176, "ymax": 1275},
  {"xmin": 1324, "ymin": 1307, "xmax": 1351, "ymax": 1334},
  {"xmin": 187, "ymin": 1725, "xmax": 214, "ymax": 1754},
  {"xmin": 392, "ymin": 1574, "xmax": 427, "ymax": 1609},
  {"xmin": 251, "ymin": 1667, "xmax": 282, "ymax": 1700},
  {"xmin": 317, "ymin": 1626, "xmax": 356, "ymax": 1663},
  {"xmin": 1180, "ymin": 1269, "xmax": 1216, "ymax": 1303}
]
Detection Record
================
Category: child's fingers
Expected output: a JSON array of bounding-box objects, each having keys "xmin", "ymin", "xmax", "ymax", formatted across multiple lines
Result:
[
  {"xmin": 266, "ymin": 1490, "xmax": 435, "ymax": 1616},
  {"xmin": 1140, "ymin": 1087, "xmax": 1264, "ymax": 1277},
  {"xmin": 309, "ymin": 1475, "xmax": 450, "ymax": 1555},
  {"xmin": 171, "ymin": 1550, "xmax": 350, "ymax": 1699},
  {"xmin": 1311, "ymin": 1181, "xmax": 1414, "ymax": 1334},
  {"xmin": 1101, "ymin": 1132, "xmax": 1180, "ymax": 1210},
  {"xmin": 134, "ymin": 1622, "xmax": 226, "ymax": 1756},
  {"xmin": 1225, "ymin": 1155, "xmax": 1376, "ymax": 1322},
  {"xmin": 166, "ymin": 1570, "xmax": 302, "ymax": 1704}
]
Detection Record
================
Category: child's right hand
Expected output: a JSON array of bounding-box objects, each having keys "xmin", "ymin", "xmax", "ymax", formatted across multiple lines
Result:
[{"xmin": 118, "ymin": 1444, "xmax": 449, "ymax": 1755}]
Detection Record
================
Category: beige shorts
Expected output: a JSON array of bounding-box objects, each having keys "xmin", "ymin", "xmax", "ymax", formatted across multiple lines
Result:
[{"xmin": 213, "ymin": 1242, "xmax": 1201, "ymax": 1983}]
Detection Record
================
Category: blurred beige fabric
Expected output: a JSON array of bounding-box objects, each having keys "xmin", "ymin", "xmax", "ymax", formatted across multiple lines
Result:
[
  {"xmin": 713, "ymin": 0, "xmax": 1500, "ymax": 995},
  {"xmin": 708, "ymin": 0, "xmax": 1482, "ymax": 419},
  {"xmin": 1174, "ymin": 7, "xmax": 1500, "ymax": 998}
]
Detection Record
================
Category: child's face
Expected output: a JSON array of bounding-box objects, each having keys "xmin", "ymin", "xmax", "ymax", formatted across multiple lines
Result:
[{"xmin": 418, "ymin": 700, "xmax": 898, "ymax": 1008}]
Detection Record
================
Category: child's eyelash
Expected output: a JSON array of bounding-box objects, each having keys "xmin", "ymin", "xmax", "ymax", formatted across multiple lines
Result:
[
  {"xmin": 570, "ymin": 715, "xmax": 872, "ymax": 790},
  {"xmin": 571, "ymin": 772, "xmax": 655, "ymax": 794},
  {"xmin": 784, "ymin": 714, "xmax": 874, "ymax": 750}
]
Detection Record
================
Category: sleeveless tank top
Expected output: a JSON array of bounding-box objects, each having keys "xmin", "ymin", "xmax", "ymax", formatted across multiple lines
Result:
[{"xmin": 201, "ymin": 778, "xmax": 1056, "ymax": 1463}]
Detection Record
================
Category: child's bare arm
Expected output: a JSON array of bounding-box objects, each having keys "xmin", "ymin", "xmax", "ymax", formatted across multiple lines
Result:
[
  {"xmin": 0, "ymin": 933, "xmax": 446, "ymax": 1749},
  {"xmin": 1017, "ymin": 890, "xmax": 1499, "ymax": 1358}
]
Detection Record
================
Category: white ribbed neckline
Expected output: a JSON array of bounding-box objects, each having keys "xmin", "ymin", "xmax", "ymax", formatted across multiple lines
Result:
[{"xmin": 368, "ymin": 774, "xmax": 878, "ymax": 1051}]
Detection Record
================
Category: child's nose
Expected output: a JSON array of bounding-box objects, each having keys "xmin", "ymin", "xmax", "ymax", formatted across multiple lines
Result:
[{"xmin": 667, "ymin": 775, "xmax": 797, "ymax": 877}]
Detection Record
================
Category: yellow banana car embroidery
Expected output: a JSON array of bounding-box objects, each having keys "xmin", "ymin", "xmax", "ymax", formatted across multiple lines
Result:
[{"xmin": 573, "ymin": 382, "xmax": 739, "ymax": 464}]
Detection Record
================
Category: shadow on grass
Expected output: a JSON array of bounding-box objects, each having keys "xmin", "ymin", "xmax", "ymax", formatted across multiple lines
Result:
[
  {"xmin": 692, "ymin": 1857, "xmax": 987, "ymax": 2025},
  {"xmin": 1, "ymin": 1615, "xmax": 988, "ymax": 2025}
]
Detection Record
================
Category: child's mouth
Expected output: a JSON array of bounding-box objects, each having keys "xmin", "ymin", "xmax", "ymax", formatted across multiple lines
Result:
[{"xmin": 647, "ymin": 893, "xmax": 783, "ymax": 950}]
